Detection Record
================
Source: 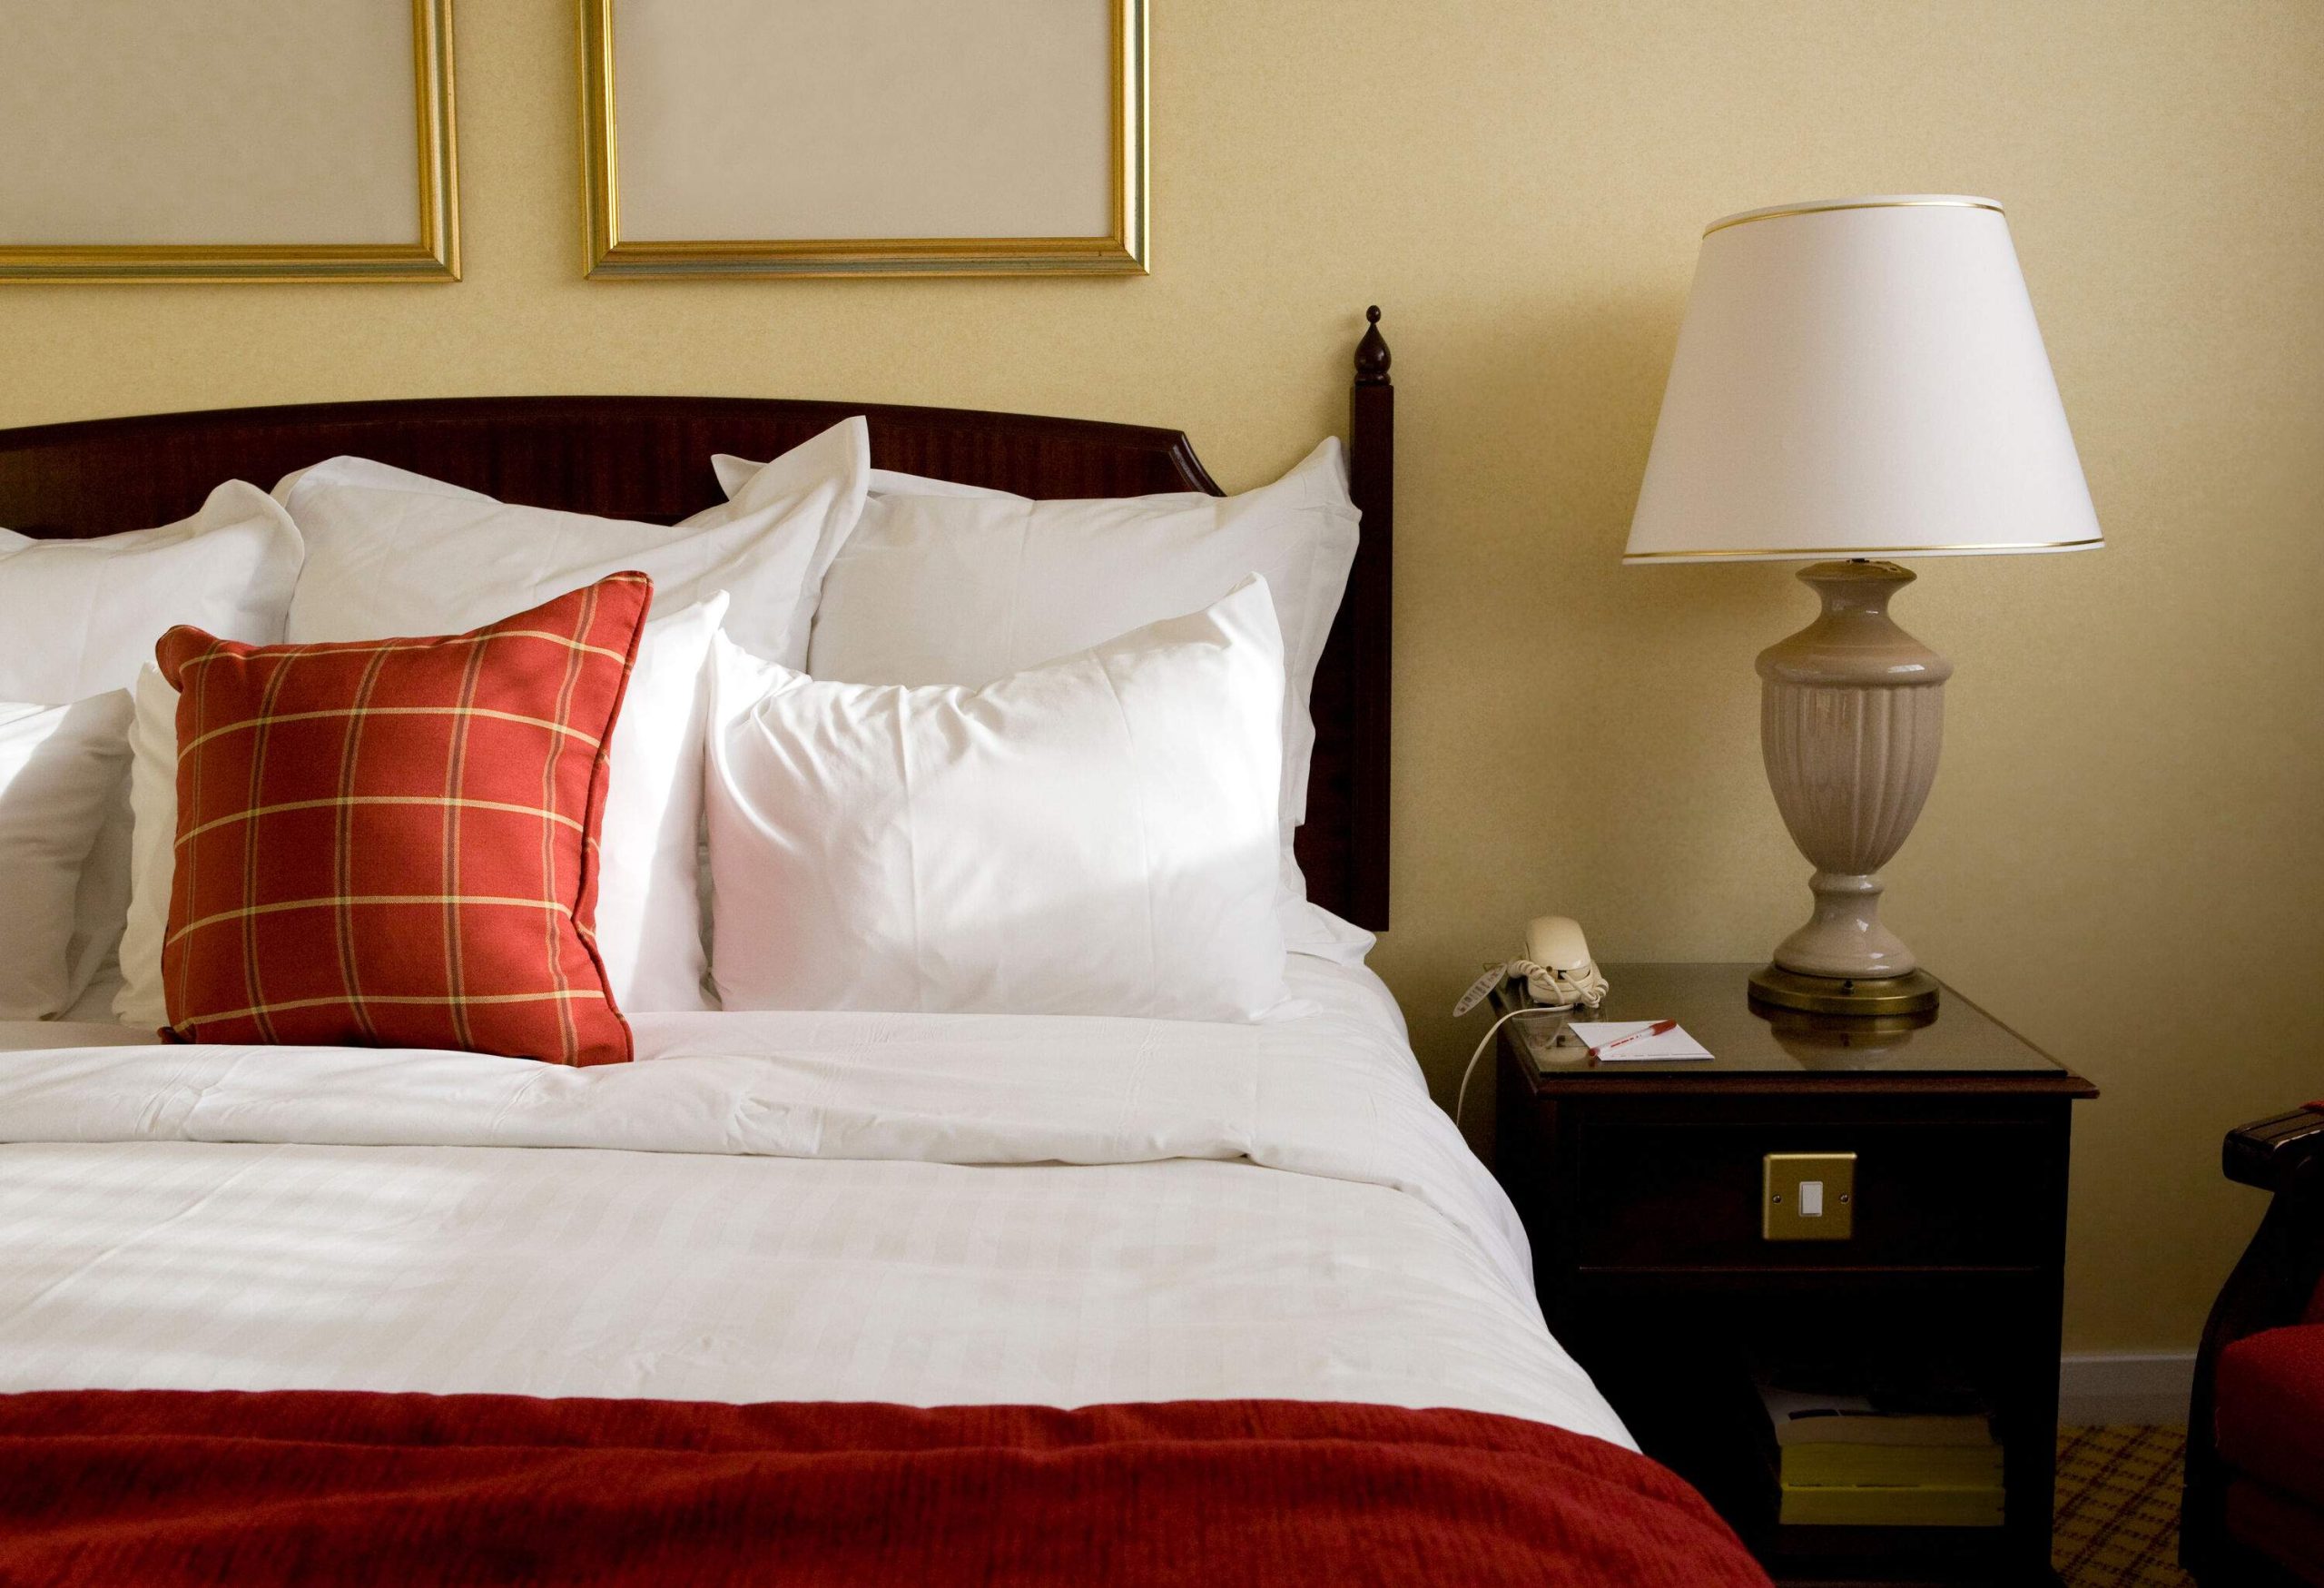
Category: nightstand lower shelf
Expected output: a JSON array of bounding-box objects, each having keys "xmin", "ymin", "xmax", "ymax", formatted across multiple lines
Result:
[{"xmin": 1567, "ymin": 1290, "xmax": 2067, "ymax": 1587}]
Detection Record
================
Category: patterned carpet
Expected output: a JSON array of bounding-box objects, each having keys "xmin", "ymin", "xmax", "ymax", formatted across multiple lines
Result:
[{"xmin": 2054, "ymin": 1425, "xmax": 2193, "ymax": 1588}]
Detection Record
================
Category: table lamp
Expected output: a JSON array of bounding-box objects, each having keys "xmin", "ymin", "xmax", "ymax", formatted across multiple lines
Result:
[{"xmin": 1625, "ymin": 195, "xmax": 2102, "ymax": 1015}]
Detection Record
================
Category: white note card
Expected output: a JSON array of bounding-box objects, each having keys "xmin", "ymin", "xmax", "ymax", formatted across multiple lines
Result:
[{"xmin": 1567, "ymin": 1021, "xmax": 1713, "ymax": 1062}]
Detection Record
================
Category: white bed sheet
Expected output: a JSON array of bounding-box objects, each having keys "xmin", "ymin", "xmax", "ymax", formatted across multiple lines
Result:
[{"xmin": 0, "ymin": 959, "xmax": 1630, "ymax": 1450}]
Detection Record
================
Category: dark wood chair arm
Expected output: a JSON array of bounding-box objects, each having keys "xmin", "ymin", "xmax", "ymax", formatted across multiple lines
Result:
[
  {"xmin": 2185, "ymin": 1104, "xmax": 2324, "ymax": 1581},
  {"xmin": 2225, "ymin": 1106, "xmax": 2324, "ymax": 1192}
]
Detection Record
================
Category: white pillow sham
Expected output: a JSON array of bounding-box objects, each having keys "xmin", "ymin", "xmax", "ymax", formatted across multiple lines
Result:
[
  {"xmin": 113, "ymin": 597, "xmax": 733, "ymax": 1028},
  {"xmin": 586, "ymin": 596, "xmax": 727, "ymax": 1011},
  {"xmin": 279, "ymin": 417, "xmax": 869, "ymax": 666},
  {"xmin": 0, "ymin": 481, "xmax": 304, "ymax": 704},
  {"xmin": 706, "ymin": 577, "xmax": 1290, "ymax": 1021},
  {"xmin": 113, "ymin": 665, "xmax": 175, "ymax": 1028},
  {"xmin": 0, "ymin": 695, "xmax": 134, "ymax": 1020},
  {"xmin": 713, "ymin": 439, "xmax": 1362, "ymax": 945},
  {"xmin": 66, "ymin": 771, "xmax": 134, "ymax": 1009}
]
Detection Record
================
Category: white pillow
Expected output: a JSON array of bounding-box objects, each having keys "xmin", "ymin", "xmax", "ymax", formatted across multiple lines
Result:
[
  {"xmin": 65, "ymin": 770, "xmax": 134, "ymax": 1001},
  {"xmin": 0, "ymin": 482, "xmax": 304, "ymax": 704},
  {"xmin": 113, "ymin": 665, "xmax": 178, "ymax": 1028},
  {"xmin": 713, "ymin": 456, "xmax": 997, "ymax": 502},
  {"xmin": 279, "ymin": 417, "xmax": 870, "ymax": 666},
  {"xmin": 705, "ymin": 577, "xmax": 1290, "ymax": 1022},
  {"xmin": 587, "ymin": 596, "xmax": 727, "ymax": 1011},
  {"xmin": 714, "ymin": 439, "xmax": 1360, "ymax": 936},
  {"xmin": 0, "ymin": 695, "xmax": 134, "ymax": 1020},
  {"xmin": 113, "ymin": 597, "xmax": 734, "ymax": 1028}
]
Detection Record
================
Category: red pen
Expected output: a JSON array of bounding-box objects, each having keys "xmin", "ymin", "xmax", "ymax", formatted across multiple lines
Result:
[{"xmin": 1591, "ymin": 1020, "xmax": 1679, "ymax": 1056}]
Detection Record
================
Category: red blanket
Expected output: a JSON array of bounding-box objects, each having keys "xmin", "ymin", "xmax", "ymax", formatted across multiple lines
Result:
[{"xmin": 0, "ymin": 1391, "xmax": 1768, "ymax": 1587}]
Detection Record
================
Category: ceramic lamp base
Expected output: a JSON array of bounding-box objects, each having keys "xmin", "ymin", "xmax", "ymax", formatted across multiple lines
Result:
[
  {"xmin": 1748, "ymin": 963, "xmax": 1941, "ymax": 1016},
  {"xmin": 1756, "ymin": 560, "xmax": 1954, "ymax": 1020}
]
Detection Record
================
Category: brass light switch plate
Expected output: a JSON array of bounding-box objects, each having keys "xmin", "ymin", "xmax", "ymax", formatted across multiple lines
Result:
[{"xmin": 1763, "ymin": 1152, "xmax": 1856, "ymax": 1240}]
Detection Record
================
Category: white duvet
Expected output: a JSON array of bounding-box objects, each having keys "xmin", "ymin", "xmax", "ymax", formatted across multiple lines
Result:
[{"xmin": 0, "ymin": 960, "xmax": 1630, "ymax": 1450}]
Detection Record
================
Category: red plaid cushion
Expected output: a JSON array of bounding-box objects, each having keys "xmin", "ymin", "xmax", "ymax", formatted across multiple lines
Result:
[{"xmin": 154, "ymin": 573, "xmax": 651, "ymax": 1066}]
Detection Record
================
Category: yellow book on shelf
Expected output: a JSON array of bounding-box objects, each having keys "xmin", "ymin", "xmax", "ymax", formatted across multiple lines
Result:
[
  {"xmin": 1780, "ymin": 1441, "xmax": 2004, "ymax": 1488},
  {"xmin": 1777, "ymin": 1481, "xmax": 2006, "ymax": 1528}
]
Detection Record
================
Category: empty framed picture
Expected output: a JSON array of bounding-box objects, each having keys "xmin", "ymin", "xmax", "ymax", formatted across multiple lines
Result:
[
  {"xmin": 580, "ymin": 0, "xmax": 1147, "ymax": 278},
  {"xmin": 0, "ymin": 0, "xmax": 458, "ymax": 284}
]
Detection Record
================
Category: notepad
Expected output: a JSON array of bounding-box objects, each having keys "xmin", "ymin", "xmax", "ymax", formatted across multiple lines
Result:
[{"xmin": 1566, "ymin": 1021, "xmax": 1713, "ymax": 1061}]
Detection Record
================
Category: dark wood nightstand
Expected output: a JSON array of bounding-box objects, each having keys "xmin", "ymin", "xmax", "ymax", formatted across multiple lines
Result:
[{"xmin": 1492, "ymin": 962, "xmax": 2096, "ymax": 1588}]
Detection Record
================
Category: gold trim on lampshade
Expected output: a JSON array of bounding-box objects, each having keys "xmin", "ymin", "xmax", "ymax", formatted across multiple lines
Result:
[
  {"xmin": 577, "ymin": 0, "xmax": 1148, "ymax": 279},
  {"xmin": 1702, "ymin": 195, "xmax": 2006, "ymax": 237},
  {"xmin": 1624, "ymin": 534, "xmax": 2103, "ymax": 565},
  {"xmin": 0, "ymin": 0, "xmax": 458, "ymax": 284}
]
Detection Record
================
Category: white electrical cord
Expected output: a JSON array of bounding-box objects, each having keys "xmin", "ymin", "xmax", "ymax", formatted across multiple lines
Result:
[{"xmin": 1453, "ymin": 1005, "xmax": 1574, "ymax": 1128}]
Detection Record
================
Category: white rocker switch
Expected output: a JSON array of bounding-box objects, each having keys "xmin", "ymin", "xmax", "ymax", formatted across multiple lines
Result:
[{"xmin": 1799, "ymin": 1179, "xmax": 1825, "ymax": 1218}]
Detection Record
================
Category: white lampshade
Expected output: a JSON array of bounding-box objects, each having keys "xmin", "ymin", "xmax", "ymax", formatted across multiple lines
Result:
[{"xmin": 1625, "ymin": 195, "xmax": 2102, "ymax": 564}]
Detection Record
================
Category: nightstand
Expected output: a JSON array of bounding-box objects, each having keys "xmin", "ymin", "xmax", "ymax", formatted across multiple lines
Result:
[{"xmin": 1492, "ymin": 962, "xmax": 2096, "ymax": 1588}]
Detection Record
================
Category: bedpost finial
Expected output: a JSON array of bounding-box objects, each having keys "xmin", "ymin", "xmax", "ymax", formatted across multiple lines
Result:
[{"xmin": 1354, "ymin": 306, "xmax": 1391, "ymax": 387}]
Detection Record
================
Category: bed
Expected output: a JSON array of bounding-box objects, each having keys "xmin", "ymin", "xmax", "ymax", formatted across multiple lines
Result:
[{"xmin": 0, "ymin": 319, "xmax": 1765, "ymax": 1585}]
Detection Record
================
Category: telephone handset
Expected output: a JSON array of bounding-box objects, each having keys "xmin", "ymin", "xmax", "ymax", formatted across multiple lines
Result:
[{"xmin": 1451, "ymin": 916, "xmax": 1610, "ymax": 1127}]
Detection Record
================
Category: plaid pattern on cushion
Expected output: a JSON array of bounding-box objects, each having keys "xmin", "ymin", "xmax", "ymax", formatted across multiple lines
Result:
[{"xmin": 154, "ymin": 573, "xmax": 651, "ymax": 1066}]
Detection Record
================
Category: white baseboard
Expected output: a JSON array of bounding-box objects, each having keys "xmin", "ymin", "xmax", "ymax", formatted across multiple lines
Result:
[{"xmin": 2058, "ymin": 1352, "xmax": 2195, "ymax": 1427}]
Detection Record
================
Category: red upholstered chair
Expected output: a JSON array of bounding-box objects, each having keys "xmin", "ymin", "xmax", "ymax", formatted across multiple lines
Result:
[{"xmin": 2184, "ymin": 1103, "xmax": 2324, "ymax": 1587}]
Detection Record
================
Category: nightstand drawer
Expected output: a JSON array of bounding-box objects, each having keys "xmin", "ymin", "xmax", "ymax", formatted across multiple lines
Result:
[{"xmin": 1570, "ymin": 1117, "xmax": 2056, "ymax": 1270}]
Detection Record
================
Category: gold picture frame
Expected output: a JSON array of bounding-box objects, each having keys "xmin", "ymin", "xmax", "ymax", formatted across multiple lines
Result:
[
  {"xmin": 0, "ymin": 0, "xmax": 458, "ymax": 285},
  {"xmin": 579, "ymin": 0, "xmax": 1147, "ymax": 279}
]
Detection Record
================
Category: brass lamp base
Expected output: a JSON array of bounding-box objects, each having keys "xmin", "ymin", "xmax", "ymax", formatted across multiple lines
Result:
[{"xmin": 1748, "ymin": 964, "xmax": 1941, "ymax": 1017}]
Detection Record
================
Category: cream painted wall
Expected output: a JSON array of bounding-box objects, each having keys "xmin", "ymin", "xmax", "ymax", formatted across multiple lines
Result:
[{"xmin": 2, "ymin": 1, "xmax": 2318, "ymax": 1355}]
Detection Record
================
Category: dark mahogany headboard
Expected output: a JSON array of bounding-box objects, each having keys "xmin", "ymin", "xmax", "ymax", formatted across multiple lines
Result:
[{"xmin": 0, "ymin": 311, "xmax": 1394, "ymax": 927}]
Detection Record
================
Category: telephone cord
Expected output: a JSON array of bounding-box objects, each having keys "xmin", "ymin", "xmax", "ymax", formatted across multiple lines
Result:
[{"xmin": 1452, "ymin": 1005, "xmax": 1572, "ymax": 1128}]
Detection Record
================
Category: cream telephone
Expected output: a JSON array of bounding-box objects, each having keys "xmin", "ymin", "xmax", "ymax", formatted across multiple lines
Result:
[
  {"xmin": 1451, "ymin": 916, "xmax": 1609, "ymax": 1125},
  {"xmin": 1453, "ymin": 916, "xmax": 1609, "ymax": 1020}
]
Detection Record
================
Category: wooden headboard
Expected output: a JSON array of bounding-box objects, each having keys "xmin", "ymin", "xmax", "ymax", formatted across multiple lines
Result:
[{"xmin": 0, "ymin": 312, "xmax": 1394, "ymax": 927}]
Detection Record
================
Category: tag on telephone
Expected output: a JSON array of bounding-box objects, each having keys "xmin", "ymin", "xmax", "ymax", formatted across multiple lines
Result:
[{"xmin": 1452, "ymin": 963, "xmax": 1509, "ymax": 1019}]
